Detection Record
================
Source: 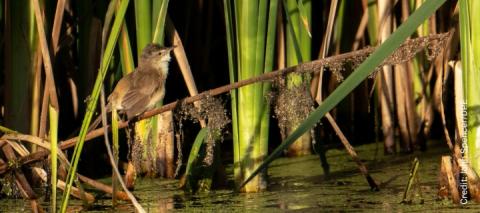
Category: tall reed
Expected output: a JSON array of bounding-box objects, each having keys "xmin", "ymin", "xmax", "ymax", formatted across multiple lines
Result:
[
  {"xmin": 241, "ymin": 0, "xmax": 447, "ymax": 187},
  {"xmin": 459, "ymin": 0, "xmax": 480, "ymax": 171},
  {"xmin": 282, "ymin": 0, "xmax": 312, "ymax": 156},
  {"xmin": 223, "ymin": 0, "xmax": 278, "ymax": 192}
]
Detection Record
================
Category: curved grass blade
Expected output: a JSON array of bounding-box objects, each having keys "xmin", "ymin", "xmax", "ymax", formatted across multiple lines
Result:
[
  {"xmin": 239, "ymin": 0, "xmax": 447, "ymax": 189},
  {"xmin": 60, "ymin": 0, "xmax": 130, "ymax": 211}
]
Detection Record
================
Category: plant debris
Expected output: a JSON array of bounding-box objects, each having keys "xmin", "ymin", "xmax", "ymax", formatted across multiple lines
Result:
[
  {"xmin": 269, "ymin": 76, "xmax": 315, "ymax": 140},
  {"xmin": 297, "ymin": 32, "xmax": 450, "ymax": 81},
  {"xmin": 175, "ymin": 96, "xmax": 230, "ymax": 166}
]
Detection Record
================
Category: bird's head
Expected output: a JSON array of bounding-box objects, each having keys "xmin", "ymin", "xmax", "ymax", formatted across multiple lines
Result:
[{"xmin": 140, "ymin": 44, "xmax": 175, "ymax": 72}]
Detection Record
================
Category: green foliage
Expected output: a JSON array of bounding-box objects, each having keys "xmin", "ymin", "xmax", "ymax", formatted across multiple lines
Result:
[
  {"xmin": 240, "ymin": 0, "xmax": 447, "ymax": 189},
  {"xmin": 48, "ymin": 105, "xmax": 58, "ymax": 212},
  {"xmin": 183, "ymin": 128, "xmax": 208, "ymax": 193},
  {"xmin": 60, "ymin": 0, "xmax": 130, "ymax": 211},
  {"xmin": 460, "ymin": 0, "xmax": 480, "ymax": 170},
  {"xmin": 224, "ymin": 0, "xmax": 278, "ymax": 192}
]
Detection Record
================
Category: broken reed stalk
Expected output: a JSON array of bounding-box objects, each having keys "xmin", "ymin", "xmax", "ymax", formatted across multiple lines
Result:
[
  {"xmin": 441, "ymin": 156, "xmax": 460, "ymax": 203},
  {"xmin": 324, "ymin": 113, "xmax": 379, "ymax": 190},
  {"xmin": 1, "ymin": 33, "xmax": 450, "ymax": 172},
  {"xmin": 402, "ymin": 157, "xmax": 420, "ymax": 203}
]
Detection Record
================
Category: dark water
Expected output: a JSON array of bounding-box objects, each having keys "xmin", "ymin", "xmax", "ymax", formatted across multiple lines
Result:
[{"xmin": 1, "ymin": 141, "xmax": 479, "ymax": 212}]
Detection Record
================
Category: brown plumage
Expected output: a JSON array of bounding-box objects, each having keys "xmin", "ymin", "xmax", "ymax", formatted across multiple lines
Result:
[{"xmin": 107, "ymin": 44, "xmax": 174, "ymax": 120}]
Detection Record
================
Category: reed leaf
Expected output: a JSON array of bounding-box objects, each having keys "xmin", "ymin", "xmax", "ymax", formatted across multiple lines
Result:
[{"xmin": 60, "ymin": 0, "xmax": 130, "ymax": 211}]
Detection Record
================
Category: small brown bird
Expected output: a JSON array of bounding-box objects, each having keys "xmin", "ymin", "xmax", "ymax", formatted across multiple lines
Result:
[
  {"xmin": 87, "ymin": 44, "xmax": 174, "ymax": 133},
  {"xmin": 107, "ymin": 44, "xmax": 174, "ymax": 119}
]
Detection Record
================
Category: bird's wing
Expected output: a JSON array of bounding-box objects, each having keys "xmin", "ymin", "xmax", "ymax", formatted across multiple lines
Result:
[
  {"xmin": 120, "ymin": 71, "xmax": 160, "ymax": 119},
  {"xmin": 133, "ymin": 68, "xmax": 162, "ymax": 94}
]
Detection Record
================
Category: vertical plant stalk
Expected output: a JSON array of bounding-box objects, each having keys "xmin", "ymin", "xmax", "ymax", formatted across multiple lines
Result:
[
  {"xmin": 166, "ymin": 17, "xmax": 207, "ymax": 126},
  {"xmin": 395, "ymin": 0, "xmax": 415, "ymax": 152},
  {"xmin": 166, "ymin": 17, "xmax": 212, "ymax": 184},
  {"xmin": 460, "ymin": 0, "xmax": 480, "ymax": 171},
  {"xmin": 32, "ymin": 0, "xmax": 62, "ymax": 211},
  {"xmin": 115, "ymin": 3, "xmax": 136, "ymax": 187},
  {"xmin": 32, "ymin": 0, "xmax": 60, "ymax": 120},
  {"xmin": 48, "ymin": 105, "xmax": 59, "ymax": 212},
  {"xmin": 224, "ymin": 0, "xmax": 278, "ymax": 192},
  {"xmin": 132, "ymin": 0, "xmax": 172, "ymax": 178},
  {"xmin": 240, "ymin": 0, "xmax": 447, "ymax": 188},
  {"xmin": 60, "ymin": 0, "xmax": 130, "ymax": 211},
  {"xmin": 35, "ymin": 0, "xmax": 66, "ymax": 151},
  {"xmin": 111, "ymin": 107, "xmax": 119, "ymax": 206},
  {"xmin": 134, "ymin": 0, "xmax": 152, "ymax": 53},
  {"xmin": 5, "ymin": 0, "xmax": 37, "ymax": 135},
  {"xmin": 223, "ymin": 0, "xmax": 240, "ymax": 186},
  {"xmin": 311, "ymin": 0, "xmax": 337, "ymax": 98},
  {"xmin": 406, "ymin": 0, "xmax": 426, "ymax": 150},
  {"xmin": 152, "ymin": 0, "xmax": 169, "ymax": 44},
  {"xmin": 377, "ymin": 0, "xmax": 395, "ymax": 153},
  {"xmin": 312, "ymin": 0, "xmax": 377, "ymax": 189},
  {"xmin": 352, "ymin": 3, "xmax": 369, "ymax": 51},
  {"xmin": 282, "ymin": 0, "xmax": 312, "ymax": 156},
  {"xmin": 151, "ymin": 0, "xmax": 173, "ymax": 179},
  {"xmin": 452, "ymin": 61, "xmax": 464, "ymax": 145},
  {"xmin": 118, "ymin": 21, "xmax": 135, "ymax": 75},
  {"xmin": 133, "ymin": 0, "xmax": 153, "ymax": 177},
  {"xmin": 314, "ymin": 4, "xmax": 370, "ymax": 177},
  {"xmin": 237, "ymin": 0, "xmax": 263, "ymax": 192},
  {"xmin": 158, "ymin": 111, "xmax": 175, "ymax": 177},
  {"xmin": 394, "ymin": 62, "xmax": 414, "ymax": 151},
  {"xmin": 31, "ymin": 46, "xmax": 42, "ymax": 146},
  {"xmin": 100, "ymin": 89, "xmax": 145, "ymax": 213}
]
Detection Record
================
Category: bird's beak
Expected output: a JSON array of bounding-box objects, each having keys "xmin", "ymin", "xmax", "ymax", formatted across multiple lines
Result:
[
  {"xmin": 159, "ymin": 46, "xmax": 176, "ymax": 55},
  {"xmin": 167, "ymin": 45, "xmax": 176, "ymax": 52}
]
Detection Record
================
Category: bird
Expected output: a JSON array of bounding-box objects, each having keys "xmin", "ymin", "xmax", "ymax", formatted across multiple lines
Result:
[
  {"xmin": 106, "ymin": 44, "xmax": 175, "ymax": 120},
  {"xmin": 88, "ymin": 44, "xmax": 174, "ymax": 131}
]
